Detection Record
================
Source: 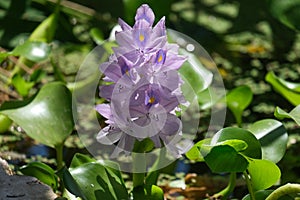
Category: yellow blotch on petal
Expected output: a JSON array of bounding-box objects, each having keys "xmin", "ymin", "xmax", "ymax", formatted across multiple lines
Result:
[
  {"xmin": 149, "ymin": 97, "xmax": 155, "ymax": 104},
  {"xmin": 158, "ymin": 55, "xmax": 163, "ymax": 63},
  {"xmin": 139, "ymin": 34, "xmax": 145, "ymax": 42}
]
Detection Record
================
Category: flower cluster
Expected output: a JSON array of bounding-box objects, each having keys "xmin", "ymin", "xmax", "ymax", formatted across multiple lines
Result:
[{"xmin": 96, "ymin": 4, "xmax": 187, "ymax": 158}]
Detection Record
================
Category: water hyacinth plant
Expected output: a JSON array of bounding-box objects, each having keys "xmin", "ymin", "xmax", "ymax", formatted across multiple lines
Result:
[{"xmin": 95, "ymin": 4, "xmax": 188, "ymax": 158}]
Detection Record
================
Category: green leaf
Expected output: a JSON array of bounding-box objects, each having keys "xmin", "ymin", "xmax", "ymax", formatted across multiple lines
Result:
[
  {"xmin": 275, "ymin": 106, "xmax": 300, "ymax": 126},
  {"xmin": 12, "ymin": 40, "xmax": 51, "ymax": 62},
  {"xmin": 29, "ymin": 13, "xmax": 58, "ymax": 43},
  {"xmin": 132, "ymin": 185, "xmax": 164, "ymax": 200},
  {"xmin": 69, "ymin": 162, "xmax": 128, "ymax": 200},
  {"xmin": 90, "ymin": 27, "xmax": 104, "ymax": 45},
  {"xmin": 210, "ymin": 127, "xmax": 262, "ymax": 159},
  {"xmin": 242, "ymin": 190, "xmax": 294, "ymax": 200},
  {"xmin": 20, "ymin": 162, "xmax": 58, "ymax": 190},
  {"xmin": 70, "ymin": 153, "xmax": 96, "ymax": 169},
  {"xmin": 0, "ymin": 82, "xmax": 74, "ymax": 148},
  {"xmin": 179, "ymin": 52, "xmax": 213, "ymax": 102},
  {"xmin": 248, "ymin": 119, "xmax": 288, "ymax": 163},
  {"xmin": 133, "ymin": 138, "xmax": 155, "ymax": 153},
  {"xmin": 185, "ymin": 138, "xmax": 211, "ymax": 162},
  {"xmin": 0, "ymin": 114, "xmax": 12, "ymax": 133},
  {"xmin": 11, "ymin": 73, "xmax": 35, "ymax": 97},
  {"xmin": 204, "ymin": 145, "xmax": 249, "ymax": 173},
  {"xmin": 216, "ymin": 139, "xmax": 248, "ymax": 152},
  {"xmin": 267, "ymin": 0, "xmax": 300, "ymax": 31},
  {"xmin": 226, "ymin": 85, "xmax": 253, "ymax": 126},
  {"xmin": 62, "ymin": 167, "xmax": 87, "ymax": 200},
  {"xmin": 265, "ymin": 71, "xmax": 300, "ymax": 106},
  {"xmin": 247, "ymin": 159, "xmax": 281, "ymax": 191}
]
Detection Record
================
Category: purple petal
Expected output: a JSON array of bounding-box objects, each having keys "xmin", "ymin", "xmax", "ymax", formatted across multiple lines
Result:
[
  {"xmin": 152, "ymin": 17, "xmax": 166, "ymax": 38},
  {"xmin": 150, "ymin": 135, "xmax": 162, "ymax": 148},
  {"xmin": 102, "ymin": 63, "xmax": 122, "ymax": 82},
  {"xmin": 111, "ymin": 134, "xmax": 136, "ymax": 157},
  {"xmin": 95, "ymin": 104, "xmax": 111, "ymax": 119},
  {"xmin": 154, "ymin": 70, "xmax": 180, "ymax": 91},
  {"xmin": 118, "ymin": 18, "xmax": 132, "ymax": 31},
  {"xmin": 97, "ymin": 126, "xmax": 122, "ymax": 145},
  {"xmin": 162, "ymin": 53, "xmax": 187, "ymax": 72},
  {"xmin": 133, "ymin": 28, "xmax": 151, "ymax": 48},
  {"xmin": 134, "ymin": 4, "xmax": 155, "ymax": 27},
  {"xmin": 160, "ymin": 114, "xmax": 182, "ymax": 136},
  {"xmin": 115, "ymin": 31, "xmax": 135, "ymax": 49},
  {"xmin": 99, "ymin": 84, "xmax": 115, "ymax": 100}
]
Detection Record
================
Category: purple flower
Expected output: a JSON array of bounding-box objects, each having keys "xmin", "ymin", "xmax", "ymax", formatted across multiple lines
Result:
[{"xmin": 96, "ymin": 4, "xmax": 187, "ymax": 158}]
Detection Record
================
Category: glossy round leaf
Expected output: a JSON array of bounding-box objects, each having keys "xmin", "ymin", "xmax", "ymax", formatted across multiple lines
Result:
[
  {"xmin": 69, "ymin": 162, "xmax": 128, "ymax": 200},
  {"xmin": 204, "ymin": 145, "xmax": 249, "ymax": 173},
  {"xmin": 12, "ymin": 40, "xmax": 51, "ymax": 62},
  {"xmin": 226, "ymin": 85, "xmax": 253, "ymax": 125},
  {"xmin": 211, "ymin": 127, "xmax": 262, "ymax": 159},
  {"xmin": 1, "ymin": 82, "xmax": 74, "ymax": 148},
  {"xmin": 266, "ymin": 71, "xmax": 300, "ymax": 106},
  {"xmin": 275, "ymin": 106, "xmax": 300, "ymax": 126},
  {"xmin": 247, "ymin": 159, "xmax": 281, "ymax": 191},
  {"xmin": 248, "ymin": 119, "xmax": 288, "ymax": 163},
  {"xmin": 20, "ymin": 162, "xmax": 58, "ymax": 190}
]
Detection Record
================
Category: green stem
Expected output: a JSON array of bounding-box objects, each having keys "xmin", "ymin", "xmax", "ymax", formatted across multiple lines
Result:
[
  {"xmin": 212, "ymin": 172, "xmax": 236, "ymax": 199},
  {"xmin": 132, "ymin": 152, "xmax": 146, "ymax": 187},
  {"xmin": 265, "ymin": 183, "xmax": 300, "ymax": 200},
  {"xmin": 243, "ymin": 171, "xmax": 256, "ymax": 200},
  {"xmin": 55, "ymin": 143, "xmax": 64, "ymax": 170}
]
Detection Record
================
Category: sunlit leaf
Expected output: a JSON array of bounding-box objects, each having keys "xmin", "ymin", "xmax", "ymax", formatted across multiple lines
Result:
[
  {"xmin": 179, "ymin": 52, "xmax": 213, "ymax": 98},
  {"xmin": 267, "ymin": 0, "xmax": 300, "ymax": 31},
  {"xmin": 247, "ymin": 159, "xmax": 281, "ymax": 191},
  {"xmin": 216, "ymin": 139, "xmax": 248, "ymax": 152},
  {"xmin": 12, "ymin": 40, "xmax": 51, "ymax": 62},
  {"xmin": 29, "ymin": 12, "xmax": 58, "ymax": 43},
  {"xmin": 0, "ymin": 82, "xmax": 74, "ymax": 148},
  {"xmin": 275, "ymin": 106, "xmax": 300, "ymax": 126},
  {"xmin": 265, "ymin": 71, "xmax": 300, "ymax": 106},
  {"xmin": 204, "ymin": 145, "xmax": 249, "ymax": 173},
  {"xmin": 210, "ymin": 127, "xmax": 262, "ymax": 159},
  {"xmin": 248, "ymin": 119, "xmax": 288, "ymax": 163},
  {"xmin": 11, "ymin": 73, "xmax": 35, "ymax": 97},
  {"xmin": 69, "ymin": 162, "xmax": 128, "ymax": 200},
  {"xmin": 132, "ymin": 185, "xmax": 164, "ymax": 200},
  {"xmin": 0, "ymin": 114, "xmax": 12, "ymax": 133},
  {"xmin": 69, "ymin": 153, "xmax": 96, "ymax": 169},
  {"xmin": 226, "ymin": 85, "xmax": 253, "ymax": 126},
  {"xmin": 185, "ymin": 138, "xmax": 211, "ymax": 162},
  {"xmin": 20, "ymin": 162, "xmax": 58, "ymax": 190}
]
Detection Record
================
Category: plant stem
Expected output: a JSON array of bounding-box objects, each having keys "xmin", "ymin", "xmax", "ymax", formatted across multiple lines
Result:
[
  {"xmin": 243, "ymin": 171, "xmax": 256, "ymax": 200},
  {"xmin": 132, "ymin": 152, "xmax": 146, "ymax": 187},
  {"xmin": 265, "ymin": 183, "xmax": 300, "ymax": 200},
  {"xmin": 212, "ymin": 172, "xmax": 236, "ymax": 199},
  {"xmin": 55, "ymin": 143, "xmax": 64, "ymax": 170}
]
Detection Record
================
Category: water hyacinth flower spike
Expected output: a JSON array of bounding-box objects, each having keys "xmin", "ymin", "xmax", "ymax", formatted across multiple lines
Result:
[{"xmin": 96, "ymin": 4, "xmax": 187, "ymax": 158}]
